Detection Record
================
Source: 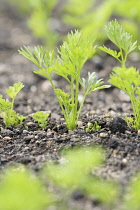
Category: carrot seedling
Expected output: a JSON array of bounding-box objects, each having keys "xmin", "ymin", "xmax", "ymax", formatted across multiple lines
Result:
[
  {"xmin": 86, "ymin": 121, "xmax": 101, "ymax": 132},
  {"xmin": 99, "ymin": 20, "xmax": 140, "ymax": 130},
  {"xmin": 19, "ymin": 30, "xmax": 110, "ymax": 130},
  {"xmin": 0, "ymin": 82, "xmax": 25, "ymax": 127},
  {"xmin": 123, "ymin": 172, "xmax": 140, "ymax": 210},
  {"xmin": 46, "ymin": 146, "xmax": 118, "ymax": 207},
  {"xmin": 32, "ymin": 111, "xmax": 50, "ymax": 129}
]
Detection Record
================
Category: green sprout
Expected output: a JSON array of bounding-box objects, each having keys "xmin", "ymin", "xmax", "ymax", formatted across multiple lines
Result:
[
  {"xmin": 7, "ymin": 0, "xmax": 59, "ymax": 49},
  {"xmin": 32, "ymin": 111, "xmax": 50, "ymax": 129},
  {"xmin": 0, "ymin": 82, "xmax": 25, "ymax": 127},
  {"xmin": 123, "ymin": 173, "xmax": 140, "ymax": 210},
  {"xmin": 45, "ymin": 146, "xmax": 118, "ymax": 207},
  {"xmin": 99, "ymin": 20, "xmax": 140, "ymax": 130},
  {"xmin": 86, "ymin": 121, "xmax": 101, "ymax": 132},
  {"xmin": 0, "ymin": 166, "xmax": 53, "ymax": 210},
  {"xmin": 19, "ymin": 30, "xmax": 110, "ymax": 130},
  {"xmin": 63, "ymin": 0, "xmax": 117, "ymax": 44}
]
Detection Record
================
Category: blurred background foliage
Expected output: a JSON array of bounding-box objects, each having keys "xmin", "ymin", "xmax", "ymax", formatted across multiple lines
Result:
[{"xmin": 4, "ymin": 0, "xmax": 140, "ymax": 49}]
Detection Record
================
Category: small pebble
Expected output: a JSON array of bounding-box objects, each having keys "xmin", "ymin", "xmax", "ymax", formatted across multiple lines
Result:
[
  {"xmin": 77, "ymin": 121, "xmax": 83, "ymax": 128},
  {"xmin": 119, "ymin": 90, "xmax": 130, "ymax": 102},
  {"xmin": 0, "ymin": 157, "xmax": 7, "ymax": 162},
  {"xmin": 23, "ymin": 130, "xmax": 29, "ymax": 134},
  {"xmin": 41, "ymin": 80, "xmax": 57, "ymax": 92},
  {"xmin": 26, "ymin": 122, "xmax": 35, "ymax": 126},
  {"xmin": 125, "ymin": 130, "xmax": 131, "ymax": 135},
  {"xmin": 100, "ymin": 132, "xmax": 108, "ymax": 137},
  {"xmin": 138, "ymin": 130, "xmax": 140, "ymax": 135},
  {"xmin": 23, "ymin": 135, "xmax": 34, "ymax": 143},
  {"xmin": 30, "ymin": 85, "xmax": 37, "ymax": 92},
  {"xmin": 78, "ymin": 95, "xmax": 83, "ymax": 103},
  {"xmin": 122, "ymin": 158, "xmax": 127, "ymax": 164},
  {"xmin": 68, "ymin": 130, "xmax": 74, "ymax": 134},
  {"xmin": 1, "ymin": 128, "xmax": 14, "ymax": 135},
  {"xmin": 71, "ymin": 138, "xmax": 79, "ymax": 142},
  {"xmin": 3, "ymin": 136, "xmax": 12, "ymax": 140},
  {"xmin": 24, "ymin": 147, "xmax": 29, "ymax": 151},
  {"xmin": 92, "ymin": 56, "xmax": 103, "ymax": 70}
]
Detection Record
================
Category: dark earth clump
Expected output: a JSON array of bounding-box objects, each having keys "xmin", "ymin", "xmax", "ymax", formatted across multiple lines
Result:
[{"xmin": 108, "ymin": 117, "xmax": 127, "ymax": 134}]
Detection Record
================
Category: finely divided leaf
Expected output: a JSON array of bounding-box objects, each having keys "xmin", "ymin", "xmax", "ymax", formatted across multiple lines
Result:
[
  {"xmin": 109, "ymin": 66, "xmax": 140, "ymax": 130},
  {"xmin": 109, "ymin": 67, "xmax": 140, "ymax": 96},
  {"xmin": 32, "ymin": 111, "xmax": 50, "ymax": 128},
  {"xmin": 6, "ymin": 82, "xmax": 24, "ymax": 99},
  {"xmin": 81, "ymin": 72, "xmax": 110, "ymax": 95},
  {"xmin": 104, "ymin": 19, "xmax": 137, "ymax": 54},
  {"xmin": 0, "ymin": 98, "xmax": 11, "ymax": 112},
  {"xmin": 58, "ymin": 30, "xmax": 95, "ymax": 75},
  {"xmin": 19, "ymin": 46, "xmax": 56, "ymax": 71},
  {"xmin": 98, "ymin": 46, "xmax": 121, "ymax": 61}
]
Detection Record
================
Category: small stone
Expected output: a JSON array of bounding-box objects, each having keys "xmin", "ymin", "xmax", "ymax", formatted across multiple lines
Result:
[
  {"xmin": 23, "ymin": 135, "xmax": 34, "ymax": 143},
  {"xmin": 47, "ymin": 131, "xmax": 54, "ymax": 136},
  {"xmin": 77, "ymin": 121, "xmax": 83, "ymax": 128},
  {"xmin": 1, "ymin": 128, "xmax": 14, "ymax": 135},
  {"xmin": 113, "ymin": 149, "xmax": 119, "ymax": 156},
  {"xmin": 116, "ymin": 104, "xmax": 123, "ymax": 112},
  {"xmin": 138, "ymin": 130, "xmax": 140, "ymax": 135},
  {"xmin": 19, "ymin": 157, "xmax": 31, "ymax": 164},
  {"xmin": 26, "ymin": 122, "xmax": 35, "ymax": 126},
  {"xmin": 70, "ymin": 137, "xmax": 79, "ymax": 142},
  {"xmin": 35, "ymin": 155, "xmax": 45, "ymax": 162},
  {"xmin": 51, "ymin": 112, "xmax": 60, "ymax": 120},
  {"xmin": 35, "ymin": 140, "xmax": 40, "ymax": 145},
  {"xmin": 0, "ymin": 156, "xmax": 7, "ymax": 162},
  {"xmin": 122, "ymin": 158, "xmax": 127, "ymax": 164},
  {"xmin": 129, "ymin": 51, "xmax": 140, "ymax": 62},
  {"xmin": 125, "ymin": 130, "xmax": 131, "ymax": 135},
  {"xmin": 100, "ymin": 132, "xmax": 108, "ymax": 137},
  {"xmin": 92, "ymin": 56, "xmax": 103, "ymax": 70},
  {"xmin": 23, "ymin": 130, "xmax": 29, "ymax": 134},
  {"xmin": 24, "ymin": 147, "xmax": 29, "ymax": 150},
  {"xmin": 68, "ymin": 130, "xmax": 74, "ymax": 134},
  {"xmin": 119, "ymin": 90, "xmax": 130, "ymax": 102},
  {"xmin": 78, "ymin": 95, "xmax": 84, "ymax": 104},
  {"xmin": 30, "ymin": 85, "xmax": 37, "ymax": 92},
  {"xmin": 41, "ymin": 80, "xmax": 57, "ymax": 92},
  {"xmin": 36, "ymin": 131, "xmax": 46, "ymax": 137},
  {"xmin": 3, "ymin": 136, "xmax": 12, "ymax": 140},
  {"xmin": 109, "ymin": 139, "xmax": 119, "ymax": 149}
]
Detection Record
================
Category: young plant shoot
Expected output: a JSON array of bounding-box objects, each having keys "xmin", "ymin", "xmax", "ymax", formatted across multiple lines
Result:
[
  {"xmin": 46, "ymin": 146, "xmax": 118, "ymax": 207},
  {"xmin": 0, "ymin": 82, "xmax": 25, "ymax": 127},
  {"xmin": 0, "ymin": 166, "xmax": 53, "ymax": 210},
  {"xmin": 19, "ymin": 30, "xmax": 110, "ymax": 130},
  {"xmin": 32, "ymin": 111, "xmax": 50, "ymax": 129},
  {"xmin": 86, "ymin": 121, "xmax": 101, "ymax": 132},
  {"xmin": 123, "ymin": 172, "xmax": 140, "ymax": 210},
  {"xmin": 99, "ymin": 20, "xmax": 140, "ymax": 130}
]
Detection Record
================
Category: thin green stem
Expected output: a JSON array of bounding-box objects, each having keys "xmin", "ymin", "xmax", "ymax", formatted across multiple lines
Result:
[
  {"xmin": 70, "ymin": 77, "xmax": 75, "ymax": 105},
  {"xmin": 8, "ymin": 97, "xmax": 15, "ymax": 123},
  {"xmin": 74, "ymin": 75, "xmax": 80, "ymax": 121},
  {"xmin": 77, "ymin": 93, "xmax": 87, "ymax": 121},
  {"xmin": 120, "ymin": 48, "xmax": 128, "ymax": 68},
  {"xmin": 120, "ymin": 48, "xmax": 125, "ymax": 67},
  {"xmin": 130, "ymin": 96, "xmax": 140, "ymax": 130},
  {"xmin": 11, "ymin": 97, "xmax": 14, "ymax": 111}
]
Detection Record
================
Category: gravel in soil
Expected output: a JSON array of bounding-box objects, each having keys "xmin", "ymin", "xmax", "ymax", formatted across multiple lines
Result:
[{"xmin": 0, "ymin": 2, "xmax": 140, "ymax": 209}]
